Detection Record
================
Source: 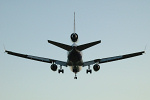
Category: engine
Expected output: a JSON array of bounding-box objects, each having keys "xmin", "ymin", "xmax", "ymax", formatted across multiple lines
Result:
[
  {"xmin": 50, "ymin": 64, "xmax": 57, "ymax": 71},
  {"xmin": 71, "ymin": 33, "xmax": 78, "ymax": 42},
  {"xmin": 93, "ymin": 64, "xmax": 100, "ymax": 71}
]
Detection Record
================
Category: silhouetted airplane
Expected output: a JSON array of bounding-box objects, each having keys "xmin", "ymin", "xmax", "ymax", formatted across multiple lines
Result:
[{"xmin": 5, "ymin": 12, "xmax": 144, "ymax": 79}]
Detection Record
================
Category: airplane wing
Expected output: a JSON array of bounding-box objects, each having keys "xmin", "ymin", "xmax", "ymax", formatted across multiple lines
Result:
[
  {"xmin": 5, "ymin": 50, "xmax": 67, "ymax": 66},
  {"xmin": 83, "ymin": 51, "xmax": 145, "ymax": 66}
]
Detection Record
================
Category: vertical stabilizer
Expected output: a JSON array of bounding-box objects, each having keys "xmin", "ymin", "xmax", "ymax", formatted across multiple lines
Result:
[
  {"xmin": 70, "ymin": 12, "xmax": 78, "ymax": 43},
  {"xmin": 74, "ymin": 12, "xmax": 75, "ymax": 33}
]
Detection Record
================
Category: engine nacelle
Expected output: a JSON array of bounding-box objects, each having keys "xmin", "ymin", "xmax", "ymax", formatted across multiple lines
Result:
[
  {"xmin": 71, "ymin": 33, "xmax": 78, "ymax": 42},
  {"xmin": 93, "ymin": 64, "xmax": 100, "ymax": 71},
  {"xmin": 50, "ymin": 64, "xmax": 57, "ymax": 71}
]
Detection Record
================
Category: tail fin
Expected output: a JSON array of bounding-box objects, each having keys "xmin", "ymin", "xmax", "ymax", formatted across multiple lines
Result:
[
  {"xmin": 74, "ymin": 12, "xmax": 75, "ymax": 33},
  {"xmin": 70, "ymin": 12, "xmax": 78, "ymax": 43}
]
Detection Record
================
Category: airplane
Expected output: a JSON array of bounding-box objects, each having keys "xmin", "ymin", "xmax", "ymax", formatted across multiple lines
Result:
[{"xmin": 5, "ymin": 12, "xmax": 145, "ymax": 79}]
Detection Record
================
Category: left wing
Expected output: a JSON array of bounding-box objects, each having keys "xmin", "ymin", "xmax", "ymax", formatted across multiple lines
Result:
[
  {"xmin": 83, "ymin": 51, "xmax": 145, "ymax": 66},
  {"xmin": 5, "ymin": 50, "xmax": 67, "ymax": 66}
]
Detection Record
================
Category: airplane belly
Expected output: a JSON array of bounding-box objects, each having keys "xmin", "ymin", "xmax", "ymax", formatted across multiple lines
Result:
[
  {"xmin": 68, "ymin": 48, "xmax": 82, "ymax": 63},
  {"xmin": 70, "ymin": 66, "xmax": 82, "ymax": 73},
  {"xmin": 67, "ymin": 48, "xmax": 83, "ymax": 73}
]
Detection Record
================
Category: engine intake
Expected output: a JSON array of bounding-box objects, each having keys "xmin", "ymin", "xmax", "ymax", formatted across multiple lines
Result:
[
  {"xmin": 51, "ymin": 64, "xmax": 57, "ymax": 71},
  {"xmin": 71, "ymin": 33, "xmax": 78, "ymax": 42},
  {"xmin": 93, "ymin": 64, "xmax": 100, "ymax": 71}
]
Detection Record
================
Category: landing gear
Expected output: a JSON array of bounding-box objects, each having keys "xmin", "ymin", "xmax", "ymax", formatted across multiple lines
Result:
[
  {"xmin": 58, "ymin": 69, "xmax": 64, "ymax": 73},
  {"xmin": 58, "ymin": 65, "xmax": 64, "ymax": 73},
  {"xmin": 74, "ymin": 73, "xmax": 77, "ymax": 79},
  {"xmin": 86, "ymin": 69, "xmax": 92, "ymax": 74},
  {"xmin": 74, "ymin": 76, "xmax": 77, "ymax": 79},
  {"xmin": 86, "ymin": 65, "xmax": 92, "ymax": 74}
]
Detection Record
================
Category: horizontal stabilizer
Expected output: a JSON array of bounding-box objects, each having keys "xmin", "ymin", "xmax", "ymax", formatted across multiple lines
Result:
[
  {"xmin": 48, "ymin": 40, "xmax": 72, "ymax": 51},
  {"xmin": 77, "ymin": 40, "xmax": 101, "ymax": 51}
]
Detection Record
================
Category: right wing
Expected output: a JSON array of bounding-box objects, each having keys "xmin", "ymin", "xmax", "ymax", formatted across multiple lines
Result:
[
  {"xmin": 83, "ymin": 51, "xmax": 145, "ymax": 66},
  {"xmin": 5, "ymin": 50, "xmax": 67, "ymax": 66}
]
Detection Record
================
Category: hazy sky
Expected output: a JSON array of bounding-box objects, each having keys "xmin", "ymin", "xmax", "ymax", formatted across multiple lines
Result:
[{"xmin": 0, "ymin": 0, "xmax": 150, "ymax": 100}]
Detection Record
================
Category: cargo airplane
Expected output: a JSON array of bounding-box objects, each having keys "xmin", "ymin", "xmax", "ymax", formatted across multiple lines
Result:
[{"xmin": 5, "ymin": 13, "xmax": 145, "ymax": 79}]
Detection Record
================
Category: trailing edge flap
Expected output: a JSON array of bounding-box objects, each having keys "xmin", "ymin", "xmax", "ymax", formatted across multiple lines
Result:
[
  {"xmin": 48, "ymin": 40, "xmax": 72, "ymax": 51},
  {"xmin": 77, "ymin": 40, "xmax": 101, "ymax": 51}
]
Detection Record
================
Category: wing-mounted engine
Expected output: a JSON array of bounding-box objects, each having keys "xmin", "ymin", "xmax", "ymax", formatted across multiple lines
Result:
[
  {"xmin": 93, "ymin": 64, "xmax": 100, "ymax": 71},
  {"xmin": 50, "ymin": 63, "xmax": 64, "ymax": 73},
  {"xmin": 71, "ymin": 33, "xmax": 78, "ymax": 42},
  {"xmin": 50, "ymin": 64, "xmax": 57, "ymax": 71}
]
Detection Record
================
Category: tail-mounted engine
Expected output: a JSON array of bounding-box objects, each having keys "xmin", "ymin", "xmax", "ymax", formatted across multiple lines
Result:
[
  {"xmin": 50, "ymin": 64, "xmax": 57, "ymax": 71},
  {"xmin": 71, "ymin": 33, "xmax": 78, "ymax": 42},
  {"xmin": 93, "ymin": 64, "xmax": 100, "ymax": 71}
]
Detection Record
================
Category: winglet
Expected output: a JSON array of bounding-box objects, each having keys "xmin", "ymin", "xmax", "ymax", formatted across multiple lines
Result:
[
  {"xmin": 144, "ymin": 44, "xmax": 148, "ymax": 54},
  {"xmin": 3, "ymin": 44, "xmax": 6, "ymax": 53}
]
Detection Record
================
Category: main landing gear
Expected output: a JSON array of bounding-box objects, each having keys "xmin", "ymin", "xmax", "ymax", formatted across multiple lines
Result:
[
  {"xmin": 86, "ymin": 65, "xmax": 92, "ymax": 74},
  {"xmin": 58, "ymin": 65, "xmax": 64, "ymax": 73}
]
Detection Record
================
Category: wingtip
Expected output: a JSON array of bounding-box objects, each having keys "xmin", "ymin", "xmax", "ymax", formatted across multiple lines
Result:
[
  {"xmin": 140, "ymin": 51, "xmax": 145, "ymax": 55},
  {"xmin": 4, "ymin": 50, "xmax": 8, "ymax": 53},
  {"xmin": 47, "ymin": 40, "xmax": 50, "ymax": 43},
  {"xmin": 97, "ymin": 40, "xmax": 101, "ymax": 44},
  {"xmin": 99, "ymin": 40, "xmax": 101, "ymax": 43}
]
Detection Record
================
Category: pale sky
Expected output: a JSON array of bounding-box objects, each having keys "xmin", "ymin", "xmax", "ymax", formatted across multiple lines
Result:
[{"xmin": 0, "ymin": 0, "xmax": 150, "ymax": 100}]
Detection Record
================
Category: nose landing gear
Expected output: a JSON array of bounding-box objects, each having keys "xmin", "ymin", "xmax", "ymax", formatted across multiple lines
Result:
[{"xmin": 74, "ymin": 73, "xmax": 77, "ymax": 79}]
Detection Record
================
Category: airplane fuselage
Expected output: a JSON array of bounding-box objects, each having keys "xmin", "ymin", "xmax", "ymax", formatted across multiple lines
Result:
[{"xmin": 67, "ymin": 45, "xmax": 83, "ymax": 73}]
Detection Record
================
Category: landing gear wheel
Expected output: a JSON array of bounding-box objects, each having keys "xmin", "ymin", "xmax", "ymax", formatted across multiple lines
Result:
[
  {"xmin": 74, "ymin": 73, "xmax": 77, "ymax": 79},
  {"xmin": 62, "ymin": 69, "xmax": 64, "ymax": 73},
  {"xmin": 86, "ymin": 65, "xmax": 92, "ymax": 74},
  {"xmin": 86, "ymin": 69, "xmax": 92, "ymax": 74},
  {"xmin": 58, "ymin": 69, "xmax": 64, "ymax": 73},
  {"xmin": 74, "ymin": 76, "xmax": 77, "ymax": 79}
]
